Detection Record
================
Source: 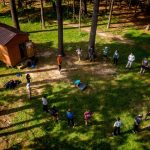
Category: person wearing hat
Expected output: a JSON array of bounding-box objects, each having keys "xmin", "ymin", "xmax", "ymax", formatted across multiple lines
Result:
[
  {"xmin": 133, "ymin": 114, "xmax": 143, "ymax": 133},
  {"xmin": 126, "ymin": 53, "xmax": 135, "ymax": 69},
  {"xmin": 57, "ymin": 54, "xmax": 62, "ymax": 73},
  {"xmin": 113, "ymin": 50, "xmax": 119, "ymax": 65}
]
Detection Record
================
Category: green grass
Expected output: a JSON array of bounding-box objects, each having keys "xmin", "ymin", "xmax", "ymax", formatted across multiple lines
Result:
[{"xmin": 0, "ymin": 13, "xmax": 150, "ymax": 150}]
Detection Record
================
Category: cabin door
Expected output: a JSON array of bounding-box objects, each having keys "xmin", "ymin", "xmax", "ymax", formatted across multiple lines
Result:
[{"xmin": 19, "ymin": 43, "xmax": 27, "ymax": 58}]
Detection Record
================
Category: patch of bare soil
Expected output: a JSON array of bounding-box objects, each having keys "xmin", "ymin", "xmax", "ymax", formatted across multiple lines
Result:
[
  {"xmin": 26, "ymin": 51, "xmax": 116, "ymax": 95},
  {"xmin": 3, "ymin": 46, "xmax": 113, "ymax": 97}
]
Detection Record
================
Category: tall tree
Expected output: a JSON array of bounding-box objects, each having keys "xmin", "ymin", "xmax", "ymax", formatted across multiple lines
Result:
[
  {"xmin": 10, "ymin": 0, "xmax": 20, "ymax": 30},
  {"xmin": 52, "ymin": 0, "xmax": 56, "ymax": 12},
  {"xmin": 79, "ymin": 0, "xmax": 82, "ymax": 32},
  {"xmin": 72, "ymin": 0, "xmax": 75, "ymax": 21},
  {"xmin": 56, "ymin": 0, "xmax": 64, "ymax": 56},
  {"xmin": 82, "ymin": 0, "xmax": 87, "ymax": 15},
  {"xmin": 107, "ymin": 0, "xmax": 114, "ymax": 29},
  {"xmin": 40, "ymin": 0, "xmax": 45, "ymax": 29},
  {"xmin": 88, "ymin": 0, "xmax": 100, "ymax": 52}
]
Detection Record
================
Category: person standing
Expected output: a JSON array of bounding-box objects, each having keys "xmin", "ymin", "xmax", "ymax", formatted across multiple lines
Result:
[
  {"xmin": 139, "ymin": 58, "xmax": 149, "ymax": 74},
  {"xmin": 113, "ymin": 117, "xmax": 122, "ymax": 136},
  {"xmin": 88, "ymin": 47, "xmax": 94, "ymax": 62},
  {"xmin": 66, "ymin": 108, "xmax": 75, "ymax": 127},
  {"xmin": 126, "ymin": 53, "xmax": 135, "ymax": 69},
  {"xmin": 26, "ymin": 83, "xmax": 31, "ymax": 99},
  {"xmin": 113, "ymin": 50, "xmax": 119, "ymax": 65},
  {"xmin": 76, "ymin": 48, "xmax": 82, "ymax": 62},
  {"xmin": 57, "ymin": 55, "xmax": 62, "ymax": 73},
  {"xmin": 26, "ymin": 73, "xmax": 31, "ymax": 83},
  {"xmin": 133, "ymin": 114, "xmax": 143, "ymax": 133},
  {"xmin": 103, "ymin": 46, "xmax": 109, "ymax": 58},
  {"xmin": 42, "ymin": 96, "xmax": 48, "ymax": 113},
  {"xmin": 49, "ymin": 106, "xmax": 59, "ymax": 122},
  {"xmin": 84, "ymin": 110, "xmax": 93, "ymax": 126}
]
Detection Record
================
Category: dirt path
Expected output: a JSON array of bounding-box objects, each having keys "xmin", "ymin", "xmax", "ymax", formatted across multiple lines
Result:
[
  {"xmin": 63, "ymin": 22, "xmax": 134, "ymax": 44},
  {"xmin": 29, "ymin": 51, "xmax": 116, "ymax": 95}
]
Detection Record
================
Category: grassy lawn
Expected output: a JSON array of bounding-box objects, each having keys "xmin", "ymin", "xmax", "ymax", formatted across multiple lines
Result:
[{"xmin": 0, "ymin": 10, "xmax": 150, "ymax": 150}]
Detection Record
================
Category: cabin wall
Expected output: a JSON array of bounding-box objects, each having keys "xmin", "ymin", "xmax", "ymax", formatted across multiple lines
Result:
[
  {"xmin": 0, "ymin": 45, "xmax": 11, "ymax": 65},
  {"xmin": 6, "ymin": 34, "xmax": 29, "ymax": 66}
]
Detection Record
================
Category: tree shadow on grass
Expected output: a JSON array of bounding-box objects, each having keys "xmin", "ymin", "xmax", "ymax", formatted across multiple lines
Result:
[
  {"xmin": 27, "ymin": 134, "xmax": 112, "ymax": 150},
  {"xmin": 1, "ymin": 38, "xmax": 150, "ymax": 149},
  {"xmin": 123, "ymin": 32, "xmax": 150, "ymax": 46},
  {"xmin": 0, "ymin": 68, "xmax": 57, "ymax": 78}
]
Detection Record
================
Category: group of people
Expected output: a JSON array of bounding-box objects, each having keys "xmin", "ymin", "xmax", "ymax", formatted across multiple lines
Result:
[
  {"xmin": 113, "ymin": 111, "xmax": 150, "ymax": 135},
  {"xmin": 42, "ymin": 95, "xmax": 150, "ymax": 134},
  {"xmin": 25, "ymin": 48, "xmax": 149, "ymax": 135},
  {"xmin": 103, "ymin": 46, "xmax": 149, "ymax": 73},
  {"xmin": 57, "ymin": 46, "xmax": 148, "ymax": 74},
  {"xmin": 42, "ymin": 95, "xmax": 93, "ymax": 126},
  {"xmin": 113, "ymin": 112, "xmax": 150, "ymax": 136}
]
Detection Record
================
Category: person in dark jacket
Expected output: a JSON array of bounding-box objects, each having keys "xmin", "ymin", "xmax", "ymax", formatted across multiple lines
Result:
[
  {"xmin": 133, "ymin": 114, "xmax": 143, "ymax": 133},
  {"xmin": 26, "ymin": 73, "xmax": 31, "ymax": 83}
]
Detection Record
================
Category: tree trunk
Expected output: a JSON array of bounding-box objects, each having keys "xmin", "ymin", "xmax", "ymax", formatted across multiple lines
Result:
[
  {"xmin": 52, "ymin": 1, "xmax": 56, "ymax": 12},
  {"xmin": 107, "ymin": 0, "xmax": 114, "ymax": 29},
  {"xmin": 56, "ymin": 0, "xmax": 64, "ymax": 56},
  {"xmin": 82, "ymin": 0, "xmax": 87, "ymax": 15},
  {"xmin": 79, "ymin": 0, "xmax": 82, "ymax": 32},
  {"xmin": 40, "ymin": 0, "xmax": 45, "ymax": 29},
  {"xmin": 10, "ymin": 0, "xmax": 20, "ymax": 30},
  {"xmin": 72, "ymin": 0, "xmax": 75, "ymax": 21},
  {"xmin": 105, "ymin": 0, "xmax": 108, "ymax": 13},
  {"xmin": 88, "ymin": 0, "xmax": 100, "ymax": 52}
]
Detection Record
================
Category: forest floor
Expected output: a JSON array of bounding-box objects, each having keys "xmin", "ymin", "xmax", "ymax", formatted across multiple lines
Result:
[
  {"xmin": 0, "ymin": 1, "xmax": 150, "ymax": 149},
  {"xmin": 63, "ymin": 21, "xmax": 134, "ymax": 44}
]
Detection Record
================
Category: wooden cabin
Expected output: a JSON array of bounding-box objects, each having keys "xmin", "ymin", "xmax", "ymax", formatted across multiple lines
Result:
[{"xmin": 0, "ymin": 23, "xmax": 34, "ymax": 67}]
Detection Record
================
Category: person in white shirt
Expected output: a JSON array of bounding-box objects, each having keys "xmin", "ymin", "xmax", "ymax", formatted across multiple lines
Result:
[
  {"xmin": 42, "ymin": 96, "xmax": 48, "ymax": 112},
  {"xmin": 26, "ymin": 83, "xmax": 31, "ymax": 99},
  {"xmin": 76, "ymin": 48, "xmax": 82, "ymax": 61},
  {"xmin": 126, "ymin": 53, "xmax": 135, "ymax": 68},
  {"xmin": 113, "ymin": 117, "xmax": 122, "ymax": 135},
  {"xmin": 103, "ymin": 46, "xmax": 109, "ymax": 58}
]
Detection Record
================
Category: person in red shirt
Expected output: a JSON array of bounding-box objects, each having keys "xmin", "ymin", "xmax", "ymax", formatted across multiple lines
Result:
[
  {"xmin": 57, "ymin": 55, "xmax": 62, "ymax": 73},
  {"xmin": 84, "ymin": 110, "xmax": 93, "ymax": 126}
]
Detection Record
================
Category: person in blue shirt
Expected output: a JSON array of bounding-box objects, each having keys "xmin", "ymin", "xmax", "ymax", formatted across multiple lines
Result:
[{"xmin": 66, "ymin": 108, "xmax": 74, "ymax": 127}]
